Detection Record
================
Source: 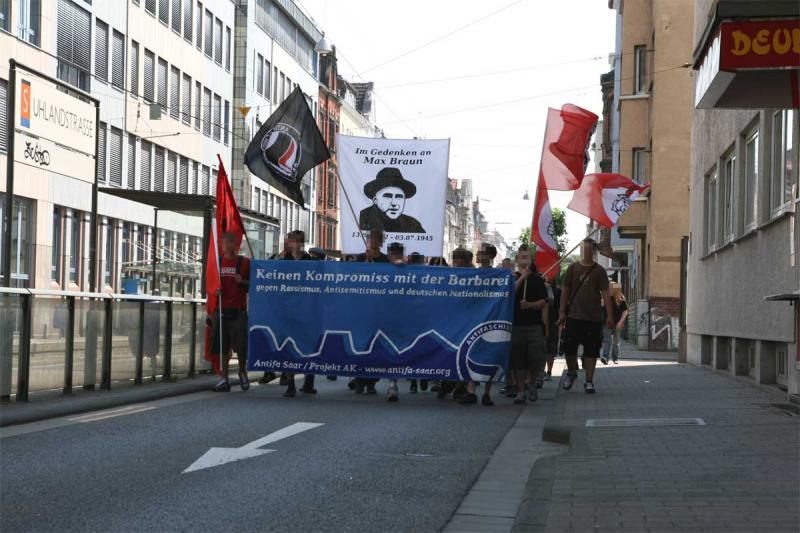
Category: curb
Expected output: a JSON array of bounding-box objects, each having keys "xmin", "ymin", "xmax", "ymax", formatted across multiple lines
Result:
[{"xmin": 0, "ymin": 375, "xmax": 229, "ymax": 427}]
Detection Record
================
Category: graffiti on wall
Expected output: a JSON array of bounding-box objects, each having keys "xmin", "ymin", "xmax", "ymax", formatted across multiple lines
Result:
[{"xmin": 649, "ymin": 311, "xmax": 679, "ymax": 351}]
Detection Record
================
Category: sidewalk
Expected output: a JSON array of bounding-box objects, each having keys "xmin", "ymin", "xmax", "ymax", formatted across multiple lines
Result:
[{"xmin": 513, "ymin": 345, "xmax": 800, "ymax": 532}]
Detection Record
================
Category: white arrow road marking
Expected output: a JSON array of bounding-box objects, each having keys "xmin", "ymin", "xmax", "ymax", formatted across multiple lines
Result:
[{"xmin": 182, "ymin": 422, "xmax": 324, "ymax": 474}]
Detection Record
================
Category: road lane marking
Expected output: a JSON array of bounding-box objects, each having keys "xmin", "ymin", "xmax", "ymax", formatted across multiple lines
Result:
[
  {"xmin": 69, "ymin": 406, "xmax": 157, "ymax": 422},
  {"xmin": 183, "ymin": 422, "xmax": 324, "ymax": 473}
]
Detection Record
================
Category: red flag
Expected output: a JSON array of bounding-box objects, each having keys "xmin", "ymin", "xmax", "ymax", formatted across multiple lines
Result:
[
  {"xmin": 540, "ymin": 105, "xmax": 598, "ymax": 191},
  {"xmin": 567, "ymin": 173, "xmax": 650, "ymax": 228},
  {"xmin": 205, "ymin": 155, "xmax": 245, "ymax": 315},
  {"xmin": 531, "ymin": 176, "xmax": 560, "ymax": 281}
]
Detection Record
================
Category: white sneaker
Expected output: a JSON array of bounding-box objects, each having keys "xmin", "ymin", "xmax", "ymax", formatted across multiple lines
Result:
[
  {"xmin": 387, "ymin": 385, "xmax": 399, "ymax": 402},
  {"xmin": 584, "ymin": 382, "xmax": 596, "ymax": 394}
]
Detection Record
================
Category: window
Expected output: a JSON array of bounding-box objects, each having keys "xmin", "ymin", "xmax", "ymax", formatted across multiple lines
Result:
[
  {"xmin": 195, "ymin": 1, "xmax": 202, "ymax": 49},
  {"xmin": 111, "ymin": 30, "xmax": 125, "ymax": 90},
  {"xmin": 166, "ymin": 151, "xmax": 177, "ymax": 192},
  {"xmin": 771, "ymin": 110, "xmax": 795, "ymax": 213},
  {"xmin": 223, "ymin": 100, "xmax": 230, "ymax": 145},
  {"xmin": 214, "ymin": 18, "xmax": 223, "ymax": 64},
  {"xmin": 211, "ymin": 169, "xmax": 218, "ymax": 193},
  {"xmin": 225, "ymin": 26, "xmax": 231, "ymax": 71},
  {"xmin": 279, "ymin": 72, "xmax": 285, "ymax": 101},
  {"xmin": 634, "ymin": 45, "xmax": 647, "ymax": 94},
  {"xmin": 632, "ymin": 148, "xmax": 647, "ymax": 183},
  {"xmin": 103, "ymin": 219, "xmax": 114, "ymax": 286},
  {"xmin": 169, "ymin": 66, "xmax": 180, "ymax": 119},
  {"xmin": 68, "ymin": 210, "xmax": 81, "ymax": 283},
  {"xmin": 201, "ymin": 165, "xmax": 210, "ymax": 194},
  {"xmin": 143, "ymin": 49, "xmax": 155, "ymax": 102},
  {"xmin": 192, "ymin": 161, "xmax": 199, "ymax": 193},
  {"xmin": 194, "ymin": 81, "xmax": 201, "ymax": 130},
  {"xmin": 52, "ymin": 208, "xmax": 62, "ymax": 282},
  {"xmin": 182, "ymin": 0, "xmax": 192, "ymax": 41},
  {"xmin": 0, "ymin": 0, "xmax": 9, "ymax": 31},
  {"xmin": 285, "ymin": 76, "xmax": 292, "ymax": 101},
  {"xmin": 130, "ymin": 41, "xmax": 139, "ymax": 96},
  {"xmin": 145, "ymin": 0, "xmax": 156, "ymax": 15},
  {"xmin": 744, "ymin": 131, "xmax": 759, "ymax": 228},
  {"xmin": 0, "ymin": 79, "xmax": 7, "ymax": 152},
  {"xmin": 57, "ymin": 0, "xmax": 91, "ymax": 91},
  {"xmin": 127, "ymin": 135, "xmax": 136, "ymax": 189},
  {"xmin": 202, "ymin": 88, "xmax": 211, "ymax": 136},
  {"xmin": 157, "ymin": 58, "xmax": 168, "ymax": 109},
  {"xmin": 181, "ymin": 73, "xmax": 191, "ymax": 125},
  {"xmin": 140, "ymin": 140, "xmax": 152, "ymax": 190},
  {"xmin": 213, "ymin": 93, "xmax": 221, "ymax": 141},
  {"xmin": 273, "ymin": 66, "xmax": 278, "ymax": 101},
  {"xmin": 97, "ymin": 122, "xmax": 107, "ymax": 182},
  {"xmin": 204, "ymin": 9, "xmax": 213, "ymax": 58},
  {"xmin": 706, "ymin": 169, "xmax": 718, "ymax": 252},
  {"xmin": 158, "ymin": 0, "xmax": 168, "ymax": 25},
  {"xmin": 95, "ymin": 19, "xmax": 109, "ymax": 82},
  {"xmin": 171, "ymin": 0, "xmax": 180, "ymax": 33},
  {"xmin": 121, "ymin": 223, "xmax": 131, "ymax": 266},
  {"xmin": 154, "ymin": 146, "xmax": 165, "ymax": 191},
  {"xmin": 256, "ymin": 52, "xmax": 264, "ymax": 94},
  {"xmin": 109, "ymin": 126, "xmax": 123, "ymax": 187},
  {"xmin": 264, "ymin": 60, "xmax": 271, "ymax": 101},
  {"xmin": 179, "ymin": 157, "xmax": 188, "ymax": 193},
  {"xmin": 18, "ymin": 0, "xmax": 41, "ymax": 47},
  {"xmin": 723, "ymin": 153, "xmax": 735, "ymax": 242}
]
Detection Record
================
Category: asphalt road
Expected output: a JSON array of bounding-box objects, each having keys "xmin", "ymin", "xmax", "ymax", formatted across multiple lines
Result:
[{"xmin": 1, "ymin": 378, "xmax": 522, "ymax": 532}]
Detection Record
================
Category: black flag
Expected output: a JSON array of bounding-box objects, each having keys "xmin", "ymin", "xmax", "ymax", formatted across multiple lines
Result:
[{"xmin": 244, "ymin": 87, "xmax": 331, "ymax": 205}]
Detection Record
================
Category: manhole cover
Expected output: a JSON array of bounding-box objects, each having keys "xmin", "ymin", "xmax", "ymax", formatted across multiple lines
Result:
[{"xmin": 586, "ymin": 417, "xmax": 705, "ymax": 428}]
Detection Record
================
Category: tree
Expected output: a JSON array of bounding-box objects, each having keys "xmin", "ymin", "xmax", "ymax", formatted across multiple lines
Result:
[{"xmin": 518, "ymin": 208, "xmax": 568, "ymax": 255}]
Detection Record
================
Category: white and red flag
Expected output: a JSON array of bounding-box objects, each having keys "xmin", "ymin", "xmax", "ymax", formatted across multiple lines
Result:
[
  {"xmin": 539, "ymin": 104, "xmax": 598, "ymax": 191},
  {"xmin": 531, "ymin": 179, "xmax": 559, "ymax": 280},
  {"xmin": 567, "ymin": 173, "xmax": 650, "ymax": 228}
]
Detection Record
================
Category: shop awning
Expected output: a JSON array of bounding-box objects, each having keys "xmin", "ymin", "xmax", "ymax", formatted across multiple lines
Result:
[{"xmin": 692, "ymin": 1, "xmax": 799, "ymax": 109}]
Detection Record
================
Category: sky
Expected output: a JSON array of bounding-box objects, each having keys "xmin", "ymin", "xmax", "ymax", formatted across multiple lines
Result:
[{"xmin": 299, "ymin": 0, "xmax": 617, "ymax": 252}]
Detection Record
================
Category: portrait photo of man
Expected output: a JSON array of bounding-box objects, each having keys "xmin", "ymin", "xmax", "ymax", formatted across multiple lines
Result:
[{"xmin": 358, "ymin": 167, "xmax": 426, "ymax": 233}]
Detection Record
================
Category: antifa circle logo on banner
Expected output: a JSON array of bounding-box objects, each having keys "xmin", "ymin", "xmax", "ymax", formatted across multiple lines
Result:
[{"xmin": 244, "ymin": 87, "xmax": 330, "ymax": 205}]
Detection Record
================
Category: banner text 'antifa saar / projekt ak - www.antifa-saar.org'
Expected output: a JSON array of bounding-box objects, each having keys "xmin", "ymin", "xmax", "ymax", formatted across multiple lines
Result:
[{"xmin": 248, "ymin": 261, "xmax": 514, "ymax": 382}]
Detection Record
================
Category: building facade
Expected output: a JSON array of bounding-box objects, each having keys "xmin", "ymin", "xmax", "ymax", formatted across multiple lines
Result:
[
  {"xmin": 315, "ymin": 47, "xmax": 340, "ymax": 251},
  {"xmin": 688, "ymin": 0, "xmax": 799, "ymax": 397},
  {"xmin": 1, "ymin": 0, "xmax": 237, "ymax": 295},
  {"xmin": 610, "ymin": 0, "xmax": 695, "ymax": 351}
]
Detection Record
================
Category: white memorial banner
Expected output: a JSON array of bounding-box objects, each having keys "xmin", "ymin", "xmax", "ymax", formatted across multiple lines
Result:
[{"xmin": 337, "ymin": 135, "xmax": 449, "ymax": 257}]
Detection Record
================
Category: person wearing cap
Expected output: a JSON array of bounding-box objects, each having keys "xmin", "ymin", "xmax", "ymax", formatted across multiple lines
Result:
[
  {"xmin": 458, "ymin": 243, "xmax": 500, "ymax": 406},
  {"xmin": 358, "ymin": 167, "xmax": 426, "ymax": 233},
  {"xmin": 558, "ymin": 238, "xmax": 613, "ymax": 394}
]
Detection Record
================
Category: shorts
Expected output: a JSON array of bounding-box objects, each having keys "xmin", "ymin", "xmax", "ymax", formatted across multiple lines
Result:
[
  {"xmin": 510, "ymin": 325, "xmax": 546, "ymax": 371},
  {"xmin": 562, "ymin": 318, "xmax": 603, "ymax": 359},
  {"xmin": 210, "ymin": 309, "xmax": 248, "ymax": 356}
]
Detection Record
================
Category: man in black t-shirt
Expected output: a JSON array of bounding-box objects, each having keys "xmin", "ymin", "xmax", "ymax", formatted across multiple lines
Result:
[{"xmin": 510, "ymin": 245, "xmax": 549, "ymax": 404}]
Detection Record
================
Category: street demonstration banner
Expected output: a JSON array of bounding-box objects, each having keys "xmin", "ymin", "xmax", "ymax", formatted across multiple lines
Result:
[
  {"xmin": 337, "ymin": 135, "xmax": 449, "ymax": 257},
  {"xmin": 248, "ymin": 261, "xmax": 513, "ymax": 381}
]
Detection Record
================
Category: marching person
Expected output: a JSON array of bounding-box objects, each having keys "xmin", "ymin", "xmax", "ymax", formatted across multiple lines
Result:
[
  {"xmin": 211, "ymin": 232, "xmax": 251, "ymax": 393},
  {"xmin": 558, "ymin": 238, "xmax": 613, "ymax": 393},
  {"xmin": 280, "ymin": 230, "xmax": 317, "ymax": 398},
  {"xmin": 353, "ymin": 230, "xmax": 388, "ymax": 395},
  {"xmin": 437, "ymin": 247, "xmax": 473, "ymax": 400},
  {"xmin": 510, "ymin": 244, "xmax": 549, "ymax": 404},
  {"xmin": 459, "ymin": 243, "xmax": 499, "ymax": 406},
  {"xmin": 385, "ymin": 242, "xmax": 406, "ymax": 402},
  {"xmin": 601, "ymin": 282, "xmax": 628, "ymax": 365}
]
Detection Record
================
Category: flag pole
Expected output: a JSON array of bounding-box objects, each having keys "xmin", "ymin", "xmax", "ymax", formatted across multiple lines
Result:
[
  {"xmin": 540, "ymin": 226, "xmax": 602, "ymax": 279},
  {"xmin": 335, "ymin": 172, "xmax": 369, "ymax": 251}
]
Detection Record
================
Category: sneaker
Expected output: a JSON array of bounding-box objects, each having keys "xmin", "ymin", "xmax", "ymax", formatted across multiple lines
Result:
[
  {"xmin": 279, "ymin": 373, "xmax": 288, "ymax": 386},
  {"xmin": 584, "ymin": 382, "xmax": 596, "ymax": 394},
  {"xmin": 258, "ymin": 372, "xmax": 277, "ymax": 385},
  {"xmin": 366, "ymin": 384, "xmax": 378, "ymax": 395},
  {"xmin": 283, "ymin": 386, "xmax": 296, "ymax": 398},
  {"xmin": 513, "ymin": 392, "xmax": 526, "ymax": 405},
  {"xmin": 410, "ymin": 380, "xmax": 418, "ymax": 394},
  {"xmin": 420, "ymin": 380, "xmax": 429, "ymax": 392},
  {"xmin": 387, "ymin": 385, "xmax": 399, "ymax": 402},
  {"xmin": 301, "ymin": 376, "xmax": 316, "ymax": 394},
  {"xmin": 239, "ymin": 373, "xmax": 250, "ymax": 391},
  {"xmin": 457, "ymin": 392, "xmax": 478, "ymax": 405},
  {"xmin": 526, "ymin": 384, "xmax": 538, "ymax": 402},
  {"xmin": 347, "ymin": 378, "xmax": 357, "ymax": 390},
  {"xmin": 600, "ymin": 356, "xmax": 609, "ymax": 365},
  {"xmin": 563, "ymin": 372, "xmax": 577, "ymax": 390},
  {"xmin": 430, "ymin": 382, "xmax": 441, "ymax": 392},
  {"xmin": 453, "ymin": 383, "xmax": 467, "ymax": 401},
  {"xmin": 504, "ymin": 386, "xmax": 517, "ymax": 398},
  {"xmin": 481, "ymin": 395, "xmax": 494, "ymax": 406},
  {"xmin": 212, "ymin": 379, "xmax": 231, "ymax": 392},
  {"xmin": 543, "ymin": 372, "xmax": 552, "ymax": 382},
  {"xmin": 612, "ymin": 357, "xmax": 619, "ymax": 364}
]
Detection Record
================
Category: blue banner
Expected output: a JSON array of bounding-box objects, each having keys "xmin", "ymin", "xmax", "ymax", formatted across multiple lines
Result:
[{"xmin": 248, "ymin": 261, "xmax": 514, "ymax": 381}]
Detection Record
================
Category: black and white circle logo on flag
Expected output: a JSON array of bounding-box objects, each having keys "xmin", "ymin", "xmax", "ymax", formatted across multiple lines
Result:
[{"xmin": 260, "ymin": 123, "xmax": 302, "ymax": 181}]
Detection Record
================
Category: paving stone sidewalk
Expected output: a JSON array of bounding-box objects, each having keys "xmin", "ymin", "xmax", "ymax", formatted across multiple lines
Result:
[{"xmin": 513, "ymin": 349, "xmax": 800, "ymax": 532}]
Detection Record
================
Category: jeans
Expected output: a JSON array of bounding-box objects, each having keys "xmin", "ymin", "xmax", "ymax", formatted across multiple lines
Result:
[{"xmin": 602, "ymin": 327, "xmax": 621, "ymax": 359}]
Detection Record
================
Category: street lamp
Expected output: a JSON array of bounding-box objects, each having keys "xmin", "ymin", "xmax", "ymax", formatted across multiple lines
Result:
[
  {"xmin": 522, "ymin": 190, "xmax": 530, "ymax": 200},
  {"xmin": 315, "ymin": 34, "xmax": 333, "ymax": 55}
]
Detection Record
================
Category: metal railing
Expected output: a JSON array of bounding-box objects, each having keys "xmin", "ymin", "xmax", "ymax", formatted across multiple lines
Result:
[{"xmin": 0, "ymin": 288, "xmax": 209, "ymax": 402}]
